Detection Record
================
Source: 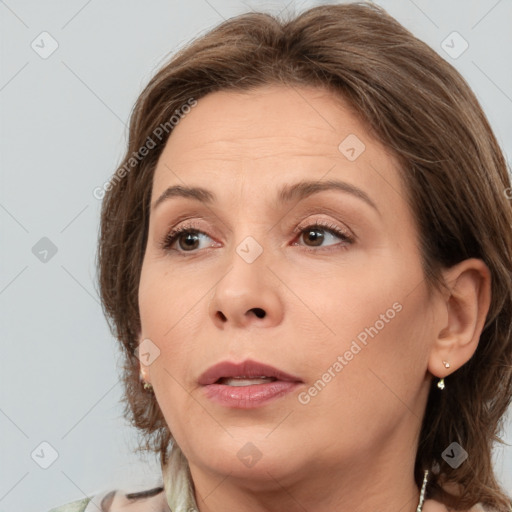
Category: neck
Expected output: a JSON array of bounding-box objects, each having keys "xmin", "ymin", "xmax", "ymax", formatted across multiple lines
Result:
[{"xmin": 188, "ymin": 449, "xmax": 421, "ymax": 512}]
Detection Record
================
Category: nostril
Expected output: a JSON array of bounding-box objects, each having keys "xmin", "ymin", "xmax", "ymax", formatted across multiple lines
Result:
[
  {"xmin": 216, "ymin": 311, "xmax": 227, "ymax": 321},
  {"xmin": 251, "ymin": 308, "xmax": 266, "ymax": 318}
]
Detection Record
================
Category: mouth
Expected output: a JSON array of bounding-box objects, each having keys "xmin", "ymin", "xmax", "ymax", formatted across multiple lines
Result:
[
  {"xmin": 215, "ymin": 376, "xmax": 278, "ymax": 386},
  {"xmin": 198, "ymin": 359, "xmax": 302, "ymax": 386},
  {"xmin": 198, "ymin": 359, "xmax": 303, "ymax": 409}
]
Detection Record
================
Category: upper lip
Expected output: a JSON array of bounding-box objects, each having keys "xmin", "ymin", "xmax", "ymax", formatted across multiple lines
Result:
[{"xmin": 198, "ymin": 359, "xmax": 303, "ymax": 385}]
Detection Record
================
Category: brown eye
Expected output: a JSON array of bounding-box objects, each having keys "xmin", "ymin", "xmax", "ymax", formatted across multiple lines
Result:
[
  {"xmin": 302, "ymin": 227, "xmax": 325, "ymax": 247},
  {"xmin": 175, "ymin": 231, "xmax": 201, "ymax": 251},
  {"xmin": 161, "ymin": 225, "xmax": 213, "ymax": 253},
  {"xmin": 295, "ymin": 222, "xmax": 353, "ymax": 250}
]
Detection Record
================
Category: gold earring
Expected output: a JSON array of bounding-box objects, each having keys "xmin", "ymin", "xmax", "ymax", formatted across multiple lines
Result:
[
  {"xmin": 437, "ymin": 361, "xmax": 451, "ymax": 390},
  {"xmin": 140, "ymin": 372, "xmax": 154, "ymax": 392}
]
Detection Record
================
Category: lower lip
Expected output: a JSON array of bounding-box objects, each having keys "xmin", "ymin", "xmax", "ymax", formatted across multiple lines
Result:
[{"xmin": 202, "ymin": 381, "xmax": 302, "ymax": 408}]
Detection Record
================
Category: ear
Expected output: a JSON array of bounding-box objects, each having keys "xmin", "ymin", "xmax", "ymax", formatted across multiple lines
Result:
[{"xmin": 428, "ymin": 258, "xmax": 491, "ymax": 379}]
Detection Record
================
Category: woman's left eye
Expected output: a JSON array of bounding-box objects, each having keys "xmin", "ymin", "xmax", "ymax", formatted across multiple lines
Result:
[
  {"xmin": 159, "ymin": 221, "xmax": 354, "ymax": 254},
  {"xmin": 293, "ymin": 222, "xmax": 353, "ymax": 251}
]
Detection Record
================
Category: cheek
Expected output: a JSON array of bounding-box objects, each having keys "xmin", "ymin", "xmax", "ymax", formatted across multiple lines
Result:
[
  {"xmin": 292, "ymin": 290, "xmax": 430, "ymax": 452},
  {"xmin": 292, "ymin": 258, "xmax": 429, "ymax": 387},
  {"xmin": 139, "ymin": 261, "xmax": 202, "ymax": 342},
  {"xmin": 138, "ymin": 262, "xmax": 214, "ymax": 408},
  {"xmin": 138, "ymin": 267, "xmax": 186, "ymax": 383}
]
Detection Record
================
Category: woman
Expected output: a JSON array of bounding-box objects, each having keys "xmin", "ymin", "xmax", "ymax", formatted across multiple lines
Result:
[{"xmin": 49, "ymin": 2, "xmax": 512, "ymax": 511}]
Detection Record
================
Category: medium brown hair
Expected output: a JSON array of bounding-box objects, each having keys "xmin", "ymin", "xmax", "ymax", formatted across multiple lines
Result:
[{"xmin": 96, "ymin": 2, "xmax": 512, "ymax": 509}]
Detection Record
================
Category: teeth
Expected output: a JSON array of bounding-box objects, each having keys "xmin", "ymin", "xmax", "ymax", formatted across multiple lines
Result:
[{"xmin": 219, "ymin": 376, "xmax": 277, "ymax": 386}]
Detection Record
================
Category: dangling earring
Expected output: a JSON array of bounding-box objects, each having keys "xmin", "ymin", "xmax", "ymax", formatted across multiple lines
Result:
[
  {"xmin": 416, "ymin": 469, "xmax": 429, "ymax": 512},
  {"xmin": 437, "ymin": 360, "xmax": 450, "ymax": 390}
]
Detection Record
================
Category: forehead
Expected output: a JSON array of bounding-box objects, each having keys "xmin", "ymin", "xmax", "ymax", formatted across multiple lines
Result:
[
  {"xmin": 151, "ymin": 84, "xmax": 406, "ymax": 213},
  {"xmin": 158, "ymin": 84, "xmax": 366, "ymax": 160}
]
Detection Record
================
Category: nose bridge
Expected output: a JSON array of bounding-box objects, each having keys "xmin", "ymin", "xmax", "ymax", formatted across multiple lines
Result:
[
  {"xmin": 207, "ymin": 225, "xmax": 284, "ymax": 328},
  {"xmin": 220, "ymin": 230, "xmax": 268, "ymax": 303},
  {"xmin": 226, "ymin": 196, "xmax": 271, "ymax": 268}
]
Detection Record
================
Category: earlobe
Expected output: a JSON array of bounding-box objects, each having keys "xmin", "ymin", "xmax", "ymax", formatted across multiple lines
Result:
[
  {"xmin": 427, "ymin": 258, "xmax": 491, "ymax": 380},
  {"xmin": 140, "ymin": 364, "xmax": 151, "ymax": 384}
]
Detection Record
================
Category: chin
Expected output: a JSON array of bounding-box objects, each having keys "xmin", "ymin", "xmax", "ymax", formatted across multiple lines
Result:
[{"xmin": 187, "ymin": 433, "xmax": 285, "ymax": 468}]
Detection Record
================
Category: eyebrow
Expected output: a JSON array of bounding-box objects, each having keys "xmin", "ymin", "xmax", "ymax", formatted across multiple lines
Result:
[{"xmin": 151, "ymin": 179, "xmax": 380, "ymax": 214}]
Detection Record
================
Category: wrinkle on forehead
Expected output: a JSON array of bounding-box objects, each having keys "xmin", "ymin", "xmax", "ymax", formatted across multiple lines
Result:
[{"xmin": 162, "ymin": 84, "xmax": 376, "ymax": 158}]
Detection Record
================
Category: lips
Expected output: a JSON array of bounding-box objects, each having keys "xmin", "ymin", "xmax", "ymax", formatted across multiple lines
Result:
[{"xmin": 198, "ymin": 359, "xmax": 302, "ymax": 386}]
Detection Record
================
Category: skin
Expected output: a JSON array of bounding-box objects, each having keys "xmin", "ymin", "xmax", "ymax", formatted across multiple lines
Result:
[{"xmin": 137, "ymin": 84, "xmax": 491, "ymax": 512}]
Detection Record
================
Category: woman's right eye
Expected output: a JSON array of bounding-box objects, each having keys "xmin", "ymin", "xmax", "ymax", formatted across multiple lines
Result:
[{"xmin": 160, "ymin": 225, "xmax": 214, "ymax": 253}]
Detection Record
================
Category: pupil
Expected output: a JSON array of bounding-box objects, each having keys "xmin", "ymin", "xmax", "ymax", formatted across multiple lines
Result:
[
  {"xmin": 306, "ymin": 228, "xmax": 323, "ymax": 246},
  {"xmin": 182, "ymin": 233, "xmax": 199, "ymax": 250}
]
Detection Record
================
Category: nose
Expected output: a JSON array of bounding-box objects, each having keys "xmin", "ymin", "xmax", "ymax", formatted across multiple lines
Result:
[{"xmin": 208, "ymin": 250, "xmax": 284, "ymax": 329}]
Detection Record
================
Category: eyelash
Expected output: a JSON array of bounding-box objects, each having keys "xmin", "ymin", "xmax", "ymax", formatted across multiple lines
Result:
[{"xmin": 159, "ymin": 220, "xmax": 354, "ymax": 255}]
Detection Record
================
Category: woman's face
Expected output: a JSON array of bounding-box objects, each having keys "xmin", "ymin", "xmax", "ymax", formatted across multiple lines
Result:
[{"xmin": 138, "ymin": 84, "xmax": 438, "ymax": 489}]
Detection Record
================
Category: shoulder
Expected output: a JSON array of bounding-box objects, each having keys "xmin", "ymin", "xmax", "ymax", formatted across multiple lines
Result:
[{"xmin": 47, "ymin": 485, "xmax": 168, "ymax": 512}]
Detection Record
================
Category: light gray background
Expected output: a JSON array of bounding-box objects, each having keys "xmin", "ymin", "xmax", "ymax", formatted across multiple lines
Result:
[{"xmin": 1, "ymin": 1, "xmax": 511, "ymax": 511}]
